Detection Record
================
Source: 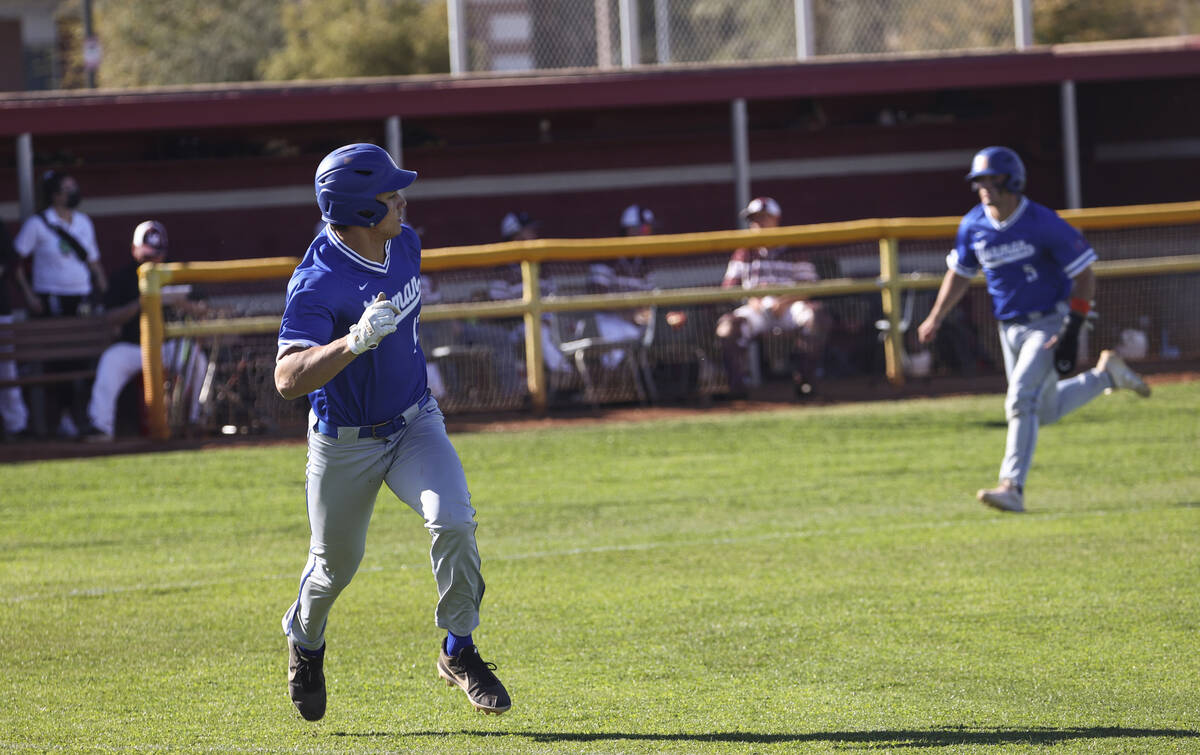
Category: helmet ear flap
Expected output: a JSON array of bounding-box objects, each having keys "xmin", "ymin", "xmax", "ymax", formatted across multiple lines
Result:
[
  {"xmin": 1006, "ymin": 171, "xmax": 1026, "ymax": 194},
  {"xmin": 317, "ymin": 189, "xmax": 386, "ymax": 228},
  {"xmin": 313, "ymin": 143, "xmax": 416, "ymax": 227}
]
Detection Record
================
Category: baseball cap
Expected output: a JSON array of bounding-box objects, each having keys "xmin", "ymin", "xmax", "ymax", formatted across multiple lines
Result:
[
  {"xmin": 500, "ymin": 211, "xmax": 537, "ymax": 240},
  {"xmin": 740, "ymin": 196, "xmax": 781, "ymax": 219},
  {"xmin": 132, "ymin": 220, "xmax": 168, "ymax": 252},
  {"xmin": 620, "ymin": 204, "xmax": 655, "ymax": 230}
]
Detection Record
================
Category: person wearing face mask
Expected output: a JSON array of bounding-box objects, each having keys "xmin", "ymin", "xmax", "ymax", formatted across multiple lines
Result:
[
  {"xmin": 12, "ymin": 170, "xmax": 109, "ymax": 437},
  {"xmin": 13, "ymin": 170, "xmax": 107, "ymax": 317}
]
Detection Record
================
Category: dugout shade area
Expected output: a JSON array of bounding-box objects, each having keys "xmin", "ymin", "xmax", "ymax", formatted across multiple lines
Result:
[
  {"xmin": 132, "ymin": 203, "xmax": 1200, "ymax": 439},
  {"xmin": 2, "ymin": 36, "xmax": 1199, "ymax": 437},
  {"xmin": 3, "ymin": 36, "xmax": 1200, "ymax": 267}
]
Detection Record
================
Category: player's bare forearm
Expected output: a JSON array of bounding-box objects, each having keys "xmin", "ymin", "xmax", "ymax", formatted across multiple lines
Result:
[
  {"xmin": 1069, "ymin": 266, "xmax": 1095, "ymax": 303},
  {"xmin": 917, "ymin": 270, "xmax": 971, "ymax": 344},
  {"xmin": 105, "ymin": 300, "xmax": 141, "ymax": 327},
  {"xmin": 274, "ymin": 341, "xmax": 358, "ymax": 400}
]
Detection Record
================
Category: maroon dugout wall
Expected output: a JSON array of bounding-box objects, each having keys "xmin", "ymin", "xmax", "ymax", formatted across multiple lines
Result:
[{"xmin": 1, "ymin": 36, "xmax": 1199, "ymax": 274}]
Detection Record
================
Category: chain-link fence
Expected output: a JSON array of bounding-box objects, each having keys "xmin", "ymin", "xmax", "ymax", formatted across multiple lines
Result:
[
  {"xmin": 172, "ymin": 228, "xmax": 1199, "ymax": 435},
  {"xmin": 454, "ymin": 0, "xmax": 1020, "ymax": 72},
  {"xmin": 453, "ymin": 0, "xmax": 1199, "ymax": 72}
]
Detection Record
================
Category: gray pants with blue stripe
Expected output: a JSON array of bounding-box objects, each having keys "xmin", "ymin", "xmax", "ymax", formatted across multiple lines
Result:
[
  {"xmin": 997, "ymin": 310, "xmax": 1109, "ymax": 488},
  {"xmin": 282, "ymin": 396, "xmax": 484, "ymax": 651}
]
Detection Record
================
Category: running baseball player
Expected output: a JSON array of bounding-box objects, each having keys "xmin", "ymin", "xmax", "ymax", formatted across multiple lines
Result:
[
  {"xmin": 275, "ymin": 143, "xmax": 510, "ymax": 721},
  {"xmin": 917, "ymin": 146, "xmax": 1150, "ymax": 513}
]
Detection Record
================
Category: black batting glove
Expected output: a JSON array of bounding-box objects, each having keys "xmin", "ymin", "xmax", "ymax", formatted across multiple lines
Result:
[{"xmin": 1053, "ymin": 311, "xmax": 1087, "ymax": 376}]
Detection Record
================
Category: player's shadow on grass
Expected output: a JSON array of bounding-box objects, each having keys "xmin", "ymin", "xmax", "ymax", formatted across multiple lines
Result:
[
  {"xmin": 976, "ymin": 419, "xmax": 1008, "ymax": 428},
  {"xmin": 453, "ymin": 726, "xmax": 1200, "ymax": 748}
]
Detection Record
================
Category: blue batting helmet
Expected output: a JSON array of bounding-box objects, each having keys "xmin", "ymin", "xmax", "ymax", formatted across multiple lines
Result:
[
  {"xmin": 314, "ymin": 143, "xmax": 417, "ymax": 227},
  {"xmin": 965, "ymin": 146, "xmax": 1026, "ymax": 193}
]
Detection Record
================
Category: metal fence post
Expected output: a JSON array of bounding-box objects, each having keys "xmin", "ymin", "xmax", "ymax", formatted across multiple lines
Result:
[
  {"xmin": 731, "ymin": 98, "xmax": 750, "ymax": 225},
  {"xmin": 618, "ymin": 0, "xmax": 640, "ymax": 67},
  {"xmin": 385, "ymin": 115, "xmax": 403, "ymax": 168},
  {"xmin": 447, "ymin": 0, "xmax": 468, "ymax": 73},
  {"xmin": 654, "ymin": 0, "xmax": 671, "ymax": 63},
  {"xmin": 1061, "ymin": 80, "xmax": 1082, "ymax": 209},
  {"xmin": 16, "ymin": 133, "xmax": 34, "ymax": 220},
  {"xmin": 521, "ymin": 259, "xmax": 547, "ymax": 413},
  {"xmin": 795, "ymin": 0, "xmax": 815, "ymax": 58},
  {"xmin": 595, "ymin": 0, "xmax": 613, "ymax": 68},
  {"xmin": 878, "ymin": 236, "xmax": 905, "ymax": 386},
  {"xmin": 1013, "ymin": 0, "xmax": 1033, "ymax": 49},
  {"xmin": 139, "ymin": 262, "xmax": 169, "ymax": 440}
]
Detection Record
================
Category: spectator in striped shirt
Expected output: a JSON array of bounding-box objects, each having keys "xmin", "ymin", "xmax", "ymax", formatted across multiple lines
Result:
[{"xmin": 715, "ymin": 197, "xmax": 830, "ymax": 399}]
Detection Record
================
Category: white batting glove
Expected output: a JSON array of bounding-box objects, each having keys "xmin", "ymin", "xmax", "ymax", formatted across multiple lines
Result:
[{"xmin": 348, "ymin": 293, "xmax": 401, "ymax": 355}]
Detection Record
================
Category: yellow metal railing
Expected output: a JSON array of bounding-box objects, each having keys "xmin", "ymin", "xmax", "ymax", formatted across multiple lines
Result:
[{"xmin": 139, "ymin": 200, "xmax": 1200, "ymax": 439}]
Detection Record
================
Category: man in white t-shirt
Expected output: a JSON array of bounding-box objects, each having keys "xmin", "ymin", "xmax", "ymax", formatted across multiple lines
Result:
[{"xmin": 12, "ymin": 171, "xmax": 109, "ymax": 436}]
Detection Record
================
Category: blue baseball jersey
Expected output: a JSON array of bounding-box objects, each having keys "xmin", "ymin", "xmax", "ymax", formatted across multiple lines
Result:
[
  {"xmin": 278, "ymin": 223, "xmax": 428, "ymax": 427},
  {"xmin": 948, "ymin": 197, "xmax": 1096, "ymax": 321}
]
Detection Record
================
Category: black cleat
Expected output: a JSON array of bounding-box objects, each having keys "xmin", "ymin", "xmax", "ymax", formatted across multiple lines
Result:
[
  {"xmin": 287, "ymin": 640, "xmax": 326, "ymax": 721},
  {"xmin": 436, "ymin": 643, "xmax": 511, "ymax": 715}
]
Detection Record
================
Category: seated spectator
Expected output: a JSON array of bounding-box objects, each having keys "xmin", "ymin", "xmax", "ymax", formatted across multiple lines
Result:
[
  {"xmin": 490, "ymin": 211, "xmax": 545, "ymax": 301},
  {"xmin": 0, "ymin": 220, "xmax": 30, "ymax": 440},
  {"xmin": 84, "ymin": 221, "xmax": 209, "ymax": 441},
  {"xmin": 419, "ymin": 273, "xmax": 448, "ymax": 401},
  {"xmin": 432, "ymin": 212, "xmax": 569, "ymax": 400},
  {"xmin": 715, "ymin": 197, "xmax": 831, "ymax": 398},
  {"xmin": 494, "ymin": 210, "xmax": 570, "ymax": 372},
  {"xmin": 579, "ymin": 205, "xmax": 661, "ymax": 369},
  {"xmin": 619, "ymin": 204, "xmax": 655, "ymax": 238},
  {"xmin": 500, "ymin": 210, "xmax": 540, "ymax": 243}
]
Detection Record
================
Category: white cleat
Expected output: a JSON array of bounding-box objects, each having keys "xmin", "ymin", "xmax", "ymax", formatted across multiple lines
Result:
[
  {"xmin": 1097, "ymin": 349, "xmax": 1150, "ymax": 397},
  {"xmin": 977, "ymin": 483, "xmax": 1025, "ymax": 513}
]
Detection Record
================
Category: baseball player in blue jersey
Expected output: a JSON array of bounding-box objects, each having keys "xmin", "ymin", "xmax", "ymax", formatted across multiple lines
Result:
[
  {"xmin": 917, "ymin": 146, "xmax": 1150, "ymax": 513},
  {"xmin": 275, "ymin": 143, "xmax": 510, "ymax": 721}
]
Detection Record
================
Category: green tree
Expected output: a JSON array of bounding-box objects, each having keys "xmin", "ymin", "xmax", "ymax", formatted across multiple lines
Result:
[
  {"xmin": 90, "ymin": 0, "xmax": 285, "ymax": 87},
  {"xmin": 687, "ymin": 0, "xmax": 795, "ymax": 62},
  {"xmin": 643, "ymin": 0, "xmax": 791, "ymax": 63},
  {"xmin": 1036, "ymin": 0, "xmax": 1199, "ymax": 43},
  {"xmin": 259, "ymin": 0, "xmax": 449, "ymax": 80},
  {"xmin": 652, "ymin": 0, "xmax": 1013, "ymax": 62}
]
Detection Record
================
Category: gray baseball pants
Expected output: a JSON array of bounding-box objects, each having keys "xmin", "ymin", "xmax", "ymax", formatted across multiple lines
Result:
[
  {"xmin": 997, "ymin": 310, "xmax": 1109, "ymax": 488},
  {"xmin": 282, "ymin": 397, "xmax": 484, "ymax": 651}
]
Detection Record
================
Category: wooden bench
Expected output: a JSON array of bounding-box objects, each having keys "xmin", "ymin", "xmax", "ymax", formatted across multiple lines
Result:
[{"xmin": 0, "ymin": 315, "xmax": 119, "ymax": 390}]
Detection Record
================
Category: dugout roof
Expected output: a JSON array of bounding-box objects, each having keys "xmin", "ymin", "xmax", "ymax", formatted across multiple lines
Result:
[{"xmin": 2, "ymin": 36, "xmax": 1199, "ymax": 136}]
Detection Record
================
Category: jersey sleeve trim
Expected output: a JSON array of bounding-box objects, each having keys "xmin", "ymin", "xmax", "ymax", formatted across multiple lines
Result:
[
  {"xmin": 277, "ymin": 338, "xmax": 321, "ymax": 361},
  {"xmin": 1063, "ymin": 248, "xmax": 1097, "ymax": 278},
  {"xmin": 946, "ymin": 249, "xmax": 978, "ymax": 278}
]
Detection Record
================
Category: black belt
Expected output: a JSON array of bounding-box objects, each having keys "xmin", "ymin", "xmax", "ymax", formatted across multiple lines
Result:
[
  {"xmin": 315, "ymin": 390, "xmax": 432, "ymax": 440},
  {"xmin": 1001, "ymin": 310, "xmax": 1050, "ymax": 325}
]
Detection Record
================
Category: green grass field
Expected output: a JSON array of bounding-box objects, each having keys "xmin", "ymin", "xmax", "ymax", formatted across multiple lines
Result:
[{"xmin": 3, "ymin": 382, "xmax": 1198, "ymax": 753}]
